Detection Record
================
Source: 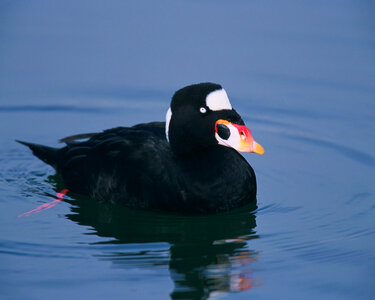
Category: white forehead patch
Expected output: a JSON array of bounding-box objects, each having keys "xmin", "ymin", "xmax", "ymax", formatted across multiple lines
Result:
[
  {"xmin": 206, "ymin": 89, "xmax": 232, "ymax": 111},
  {"xmin": 165, "ymin": 107, "xmax": 172, "ymax": 142}
]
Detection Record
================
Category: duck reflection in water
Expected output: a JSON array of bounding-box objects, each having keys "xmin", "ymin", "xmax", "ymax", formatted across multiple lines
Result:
[{"xmin": 62, "ymin": 187, "xmax": 260, "ymax": 300}]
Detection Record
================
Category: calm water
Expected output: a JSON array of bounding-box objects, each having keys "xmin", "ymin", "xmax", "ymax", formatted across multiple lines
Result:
[{"xmin": 1, "ymin": 1, "xmax": 375, "ymax": 299}]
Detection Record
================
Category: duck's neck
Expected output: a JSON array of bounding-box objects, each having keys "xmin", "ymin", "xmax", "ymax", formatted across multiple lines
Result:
[{"xmin": 169, "ymin": 136, "xmax": 210, "ymax": 157}]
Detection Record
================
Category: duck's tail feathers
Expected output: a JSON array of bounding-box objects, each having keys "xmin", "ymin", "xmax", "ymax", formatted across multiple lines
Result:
[{"xmin": 16, "ymin": 140, "xmax": 60, "ymax": 169}]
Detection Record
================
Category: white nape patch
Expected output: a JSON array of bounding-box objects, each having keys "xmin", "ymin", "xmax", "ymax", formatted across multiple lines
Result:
[
  {"xmin": 165, "ymin": 107, "xmax": 172, "ymax": 142},
  {"xmin": 206, "ymin": 89, "xmax": 232, "ymax": 111}
]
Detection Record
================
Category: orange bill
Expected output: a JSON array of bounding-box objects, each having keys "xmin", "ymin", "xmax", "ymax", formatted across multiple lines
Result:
[{"xmin": 215, "ymin": 119, "xmax": 264, "ymax": 154}]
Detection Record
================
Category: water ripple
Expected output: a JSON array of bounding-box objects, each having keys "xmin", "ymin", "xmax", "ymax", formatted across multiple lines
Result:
[
  {"xmin": 0, "ymin": 240, "xmax": 87, "ymax": 259},
  {"xmin": 285, "ymin": 132, "xmax": 375, "ymax": 168},
  {"xmin": 263, "ymin": 126, "xmax": 375, "ymax": 168},
  {"xmin": 0, "ymin": 100, "xmax": 165, "ymax": 113}
]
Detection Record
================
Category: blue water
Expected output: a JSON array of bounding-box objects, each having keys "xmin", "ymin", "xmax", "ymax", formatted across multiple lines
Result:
[{"xmin": 1, "ymin": 1, "xmax": 375, "ymax": 299}]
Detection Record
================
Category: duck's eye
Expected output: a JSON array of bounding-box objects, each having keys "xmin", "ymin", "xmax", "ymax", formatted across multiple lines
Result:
[{"xmin": 200, "ymin": 107, "xmax": 207, "ymax": 114}]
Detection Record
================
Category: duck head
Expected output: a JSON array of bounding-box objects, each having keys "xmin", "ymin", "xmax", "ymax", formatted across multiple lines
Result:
[{"xmin": 166, "ymin": 83, "xmax": 264, "ymax": 156}]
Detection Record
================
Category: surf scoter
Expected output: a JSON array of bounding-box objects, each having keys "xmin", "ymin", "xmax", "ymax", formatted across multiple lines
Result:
[{"xmin": 18, "ymin": 83, "xmax": 264, "ymax": 214}]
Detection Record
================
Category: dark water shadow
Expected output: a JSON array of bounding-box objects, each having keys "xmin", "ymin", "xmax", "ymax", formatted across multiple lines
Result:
[{"xmin": 47, "ymin": 176, "xmax": 260, "ymax": 299}]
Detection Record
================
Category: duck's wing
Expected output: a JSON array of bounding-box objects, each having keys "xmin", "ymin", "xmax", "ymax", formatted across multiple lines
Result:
[{"xmin": 59, "ymin": 122, "xmax": 169, "ymax": 198}]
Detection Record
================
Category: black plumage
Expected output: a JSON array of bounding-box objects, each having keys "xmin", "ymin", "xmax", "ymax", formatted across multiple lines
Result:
[{"xmin": 18, "ymin": 83, "xmax": 262, "ymax": 214}]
